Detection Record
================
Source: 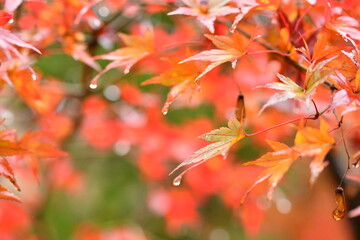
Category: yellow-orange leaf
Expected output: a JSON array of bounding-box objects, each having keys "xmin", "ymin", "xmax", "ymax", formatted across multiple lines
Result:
[
  {"xmin": 142, "ymin": 59, "xmax": 200, "ymax": 114},
  {"xmin": 0, "ymin": 185, "xmax": 21, "ymax": 203},
  {"xmin": 168, "ymin": 0, "xmax": 239, "ymax": 33},
  {"xmin": 180, "ymin": 31, "xmax": 249, "ymax": 81},
  {"xmin": 294, "ymin": 118, "xmax": 334, "ymax": 184},
  {"xmin": 0, "ymin": 158, "xmax": 20, "ymax": 191},
  {"xmin": 0, "ymin": 140, "xmax": 24, "ymax": 157},
  {"xmin": 90, "ymin": 31, "xmax": 154, "ymax": 88},
  {"xmin": 242, "ymin": 140, "xmax": 300, "ymax": 202}
]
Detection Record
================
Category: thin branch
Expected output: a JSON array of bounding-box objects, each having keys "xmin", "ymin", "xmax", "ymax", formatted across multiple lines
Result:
[
  {"xmin": 245, "ymin": 99, "xmax": 321, "ymax": 137},
  {"xmin": 235, "ymin": 27, "xmax": 308, "ymax": 72},
  {"xmin": 333, "ymin": 111, "xmax": 350, "ymax": 187}
]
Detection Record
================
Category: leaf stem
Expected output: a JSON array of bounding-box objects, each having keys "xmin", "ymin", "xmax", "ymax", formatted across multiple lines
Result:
[
  {"xmin": 235, "ymin": 27, "xmax": 308, "ymax": 72},
  {"xmin": 247, "ymin": 50, "xmax": 289, "ymax": 56},
  {"xmin": 245, "ymin": 100, "xmax": 321, "ymax": 137},
  {"xmin": 334, "ymin": 111, "xmax": 350, "ymax": 187}
]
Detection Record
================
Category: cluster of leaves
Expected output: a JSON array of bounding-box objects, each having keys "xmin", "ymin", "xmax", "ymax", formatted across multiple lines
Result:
[
  {"xmin": 158, "ymin": 0, "xmax": 360, "ymax": 219},
  {"xmin": 0, "ymin": 0, "xmax": 360, "ymax": 239}
]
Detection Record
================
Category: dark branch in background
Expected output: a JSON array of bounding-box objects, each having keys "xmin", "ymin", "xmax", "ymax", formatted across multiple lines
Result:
[{"xmin": 65, "ymin": 9, "xmax": 131, "ymax": 139}]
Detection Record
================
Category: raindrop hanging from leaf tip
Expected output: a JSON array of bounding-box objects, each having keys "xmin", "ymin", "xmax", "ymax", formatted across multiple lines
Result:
[
  {"xmin": 173, "ymin": 175, "xmax": 182, "ymax": 186},
  {"xmin": 89, "ymin": 82, "xmax": 98, "ymax": 89}
]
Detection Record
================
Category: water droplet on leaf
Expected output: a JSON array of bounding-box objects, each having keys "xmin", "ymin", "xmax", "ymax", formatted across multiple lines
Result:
[
  {"xmin": 221, "ymin": 151, "xmax": 228, "ymax": 159},
  {"xmin": 162, "ymin": 103, "xmax": 170, "ymax": 115},
  {"xmin": 173, "ymin": 176, "xmax": 182, "ymax": 186},
  {"xmin": 89, "ymin": 82, "xmax": 97, "ymax": 89}
]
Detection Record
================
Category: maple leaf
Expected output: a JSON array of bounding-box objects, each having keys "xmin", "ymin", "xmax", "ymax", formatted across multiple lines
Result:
[
  {"xmin": 0, "ymin": 139, "xmax": 25, "ymax": 157},
  {"xmin": 170, "ymin": 118, "xmax": 245, "ymax": 181},
  {"xmin": 241, "ymin": 140, "xmax": 300, "ymax": 202},
  {"xmin": 141, "ymin": 59, "xmax": 200, "ymax": 114},
  {"xmin": 90, "ymin": 31, "xmax": 154, "ymax": 88},
  {"xmin": 7, "ymin": 68, "xmax": 63, "ymax": 115},
  {"xmin": 0, "ymin": 11, "xmax": 13, "ymax": 26},
  {"xmin": 332, "ymin": 89, "xmax": 360, "ymax": 116},
  {"xmin": 74, "ymin": 0, "xmax": 101, "ymax": 25},
  {"xmin": 297, "ymin": 31, "xmax": 342, "ymax": 63},
  {"xmin": 0, "ymin": 158, "xmax": 20, "ymax": 191},
  {"xmin": 341, "ymin": 48, "xmax": 360, "ymax": 91},
  {"xmin": 4, "ymin": 0, "xmax": 23, "ymax": 12},
  {"xmin": 0, "ymin": 185, "xmax": 21, "ymax": 202},
  {"xmin": 0, "ymin": 131, "xmax": 24, "ymax": 195},
  {"xmin": 330, "ymin": 71, "xmax": 360, "ymax": 115},
  {"xmin": 65, "ymin": 42, "xmax": 101, "ymax": 72},
  {"xmin": 0, "ymin": 27, "xmax": 41, "ymax": 55},
  {"xmin": 168, "ymin": 0, "xmax": 239, "ymax": 33},
  {"xmin": 230, "ymin": 0, "xmax": 259, "ymax": 32},
  {"xmin": 259, "ymin": 58, "xmax": 334, "ymax": 114},
  {"xmin": 328, "ymin": 15, "xmax": 360, "ymax": 41},
  {"xmin": 334, "ymin": 43, "xmax": 360, "ymax": 114},
  {"xmin": 18, "ymin": 131, "xmax": 68, "ymax": 180},
  {"xmin": 294, "ymin": 118, "xmax": 335, "ymax": 184},
  {"xmin": 180, "ymin": 31, "xmax": 249, "ymax": 81},
  {"xmin": 0, "ymin": 27, "xmax": 40, "ymax": 77},
  {"xmin": 242, "ymin": 119, "xmax": 334, "ymax": 201}
]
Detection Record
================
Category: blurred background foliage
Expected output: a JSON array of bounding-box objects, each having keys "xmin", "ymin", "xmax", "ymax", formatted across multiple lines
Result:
[{"xmin": 0, "ymin": 0, "xmax": 357, "ymax": 240}]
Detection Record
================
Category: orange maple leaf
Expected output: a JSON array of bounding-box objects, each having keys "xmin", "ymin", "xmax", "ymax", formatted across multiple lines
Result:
[
  {"xmin": 168, "ymin": 0, "xmax": 239, "ymax": 33},
  {"xmin": 0, "ymin": 158, "xmax": 20, "ymax": 191},
  {"xmin": 90, "ymin": 31, "xmax": 154, "ymax": 88},
  {"xmin": 230, "ymin": 0, "xmax": 259, "ymax": 32},
  {"xmin": 142, "ymin": 58, "xmax": 201, "ymax": 114},
  {"xmin": 0, "ymin": 139, "xmax": 24, "ymax": 157},
  {"xmin": 7, "ymin": 68, "xmax": 63, "ymax": 115},
  {"xmin": 294, "ymin": 118, "xmax": 335, "ymax": 184},
  {"xmin": 0, "ymin": 130, "xmax": 26, "ymax": 200},
  {"xmin": 297, "ymin": 31, "xmax": 342, "ymax": 63},
  {"xmin": 329, "ymin": 71, "xmax": 360, "ymax": 116},
  {"xmin": 242, "ymin": 140, "xmax": 300, "ymax": 202},
  {"xmin": 180, "ymin": 31, "xmax": 250, "ymax": 81},
  {"xmin": 63, "ymin": 37, "xmax": 101, "ymax": 72},
  {"xmin": 0, "ymin": 185, "xmax": 21, "ymax": 203},
  {"xmin": 242, "ymin": 118, "xmax": 334, "ymax": 202},
  {"xmin": 327, "ymin": 15, "xmax": 360, "ymax": 41},
  {"xmin": 17, "ymin": 131, "xmax": 68, "ymax": 181}
]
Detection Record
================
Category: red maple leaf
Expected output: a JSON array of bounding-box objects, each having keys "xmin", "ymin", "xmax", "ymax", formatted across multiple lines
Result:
[
  {"xmin": 180, "ymin": 31, "xmax": 251, "ymax": 81},
  {"xmin": 90, "ymin": 31, "xmax": 154, "ymax": 88},
  {"xmin": 168, "ymin": 0, "xmax": 239, "ymax": 33}
]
